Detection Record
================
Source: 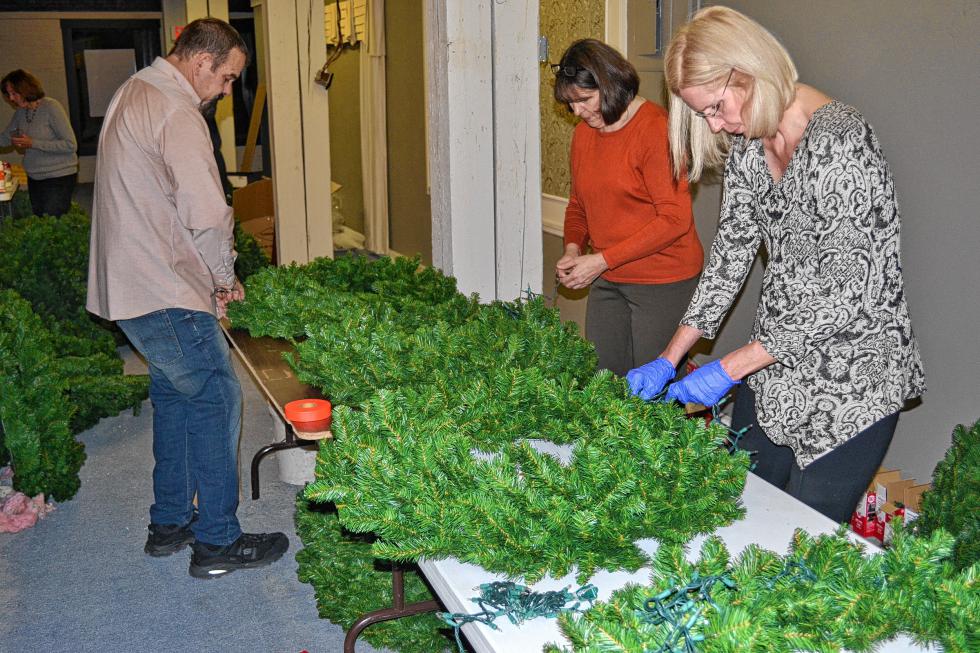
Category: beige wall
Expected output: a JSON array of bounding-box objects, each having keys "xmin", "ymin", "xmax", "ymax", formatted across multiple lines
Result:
[
  {"xmin": 0, "ymin": 16, "xmax": 76, "ymax": 174},
  {"xmin": 0, "ymin": 12, "xmax": 160, "ymax": 183},
  {"xmin": 686, "ymin": 1, "xmax": 980, "ymax": 482},
  {"xmin": 385, "ymin": 0, "xmax": 431, "ymax": 262},
  {"xmin": 326, "ymin": 44, "xmax": 364, "ymax": 236}
]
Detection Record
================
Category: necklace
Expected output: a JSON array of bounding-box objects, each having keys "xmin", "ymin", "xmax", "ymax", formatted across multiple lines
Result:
[{"xmin": 25, "ymin": 106, "xmax": 36, "ymax": 124}]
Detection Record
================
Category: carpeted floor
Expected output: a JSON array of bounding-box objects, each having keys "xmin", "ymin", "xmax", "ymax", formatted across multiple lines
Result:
[{"xmin": 0, "ymin": 346, "xmax": 391, "ymax": 653}]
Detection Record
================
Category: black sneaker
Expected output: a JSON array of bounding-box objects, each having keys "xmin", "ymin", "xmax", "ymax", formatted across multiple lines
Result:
[
  {"xmin": 145, "ymin": 522, "xmax": 196, "ymax": 557},
  {"xmin": 189, "ymin": 532, "xmax": 289, "ymax": 579}
]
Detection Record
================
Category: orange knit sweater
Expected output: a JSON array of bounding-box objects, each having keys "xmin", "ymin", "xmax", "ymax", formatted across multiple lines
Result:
[{"xmin": 564, "ymin": 101, "xmax": 703, "ymax": 284}]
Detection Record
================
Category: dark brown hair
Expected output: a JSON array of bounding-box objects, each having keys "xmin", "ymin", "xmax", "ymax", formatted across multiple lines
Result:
[
  {"xmin": 168, "ymin": 17, "xmax": 249, "ymax": 69},
  {"xmin": 1, "ymin": 69, "xmax": 45, "ymax": 102},
  {"xmin": 553, "ymin": 39, "xmax": 639, "ymax": 125}
]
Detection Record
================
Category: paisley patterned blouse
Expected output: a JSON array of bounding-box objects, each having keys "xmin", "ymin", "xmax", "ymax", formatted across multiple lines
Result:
[{"xmin": 682, "ymin": 101, "xmax": 925, "ymax": 467}]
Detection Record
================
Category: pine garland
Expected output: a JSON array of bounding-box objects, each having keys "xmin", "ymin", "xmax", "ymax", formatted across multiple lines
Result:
[
  {"xmin": 291, "ymin": 295, "xmax": 597, "ymax": 406},
  {"xmin": 232, "ymin": 255, "xmax": 980, "ymax": 653},
  {"xmin": 305, "ymin": 369, "xmax": 748, "ymax": 584},
  {"xmin": 0, "ymin": 211, "xmax": 149, "ymax": 500},
  {"xmin": 227, "ymin": 255, "xmax": 746, "ymax": 613},
  {"xmin": 916, "ymin": 419, "xmax": 980, "ymax": 571},
  {"xmin": 550, "ymin": 528, "xmax": 980, "ymax": 653},
  {"xmin": 295, "ymin": 497, "xmax": 454, "ymax": 653},
  {"xmin": 227, "ymin": 253, "xmax": 478, "ymax": 341},
  {"xmin": 233, "ymin": 221, "xmax": 272, "ymax": 282},
  {"xmin": 0, "ymin": 289, "xmax": 85, "ymax": 501}
]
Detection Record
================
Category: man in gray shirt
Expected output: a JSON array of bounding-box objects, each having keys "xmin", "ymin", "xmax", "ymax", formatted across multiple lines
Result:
[{"xmin": 87, "ymin": 18, "xmax": 287, "ymax": 579}]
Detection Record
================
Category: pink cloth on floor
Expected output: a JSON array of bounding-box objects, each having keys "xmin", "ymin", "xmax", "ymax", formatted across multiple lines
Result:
[{"xmin": 0, "ymin": 492, "xmax": 54, "ymax": 533}]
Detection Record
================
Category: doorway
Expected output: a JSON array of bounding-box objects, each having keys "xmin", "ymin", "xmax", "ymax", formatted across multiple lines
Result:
[{"xmin": 60, "ymin": 19, "xmax": 161, "ymax": 157}]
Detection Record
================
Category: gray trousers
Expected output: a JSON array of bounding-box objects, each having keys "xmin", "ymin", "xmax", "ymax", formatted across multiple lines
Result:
[{"xmin": 585, "ymin": 275, "xmax": 699, "ymax": 377}]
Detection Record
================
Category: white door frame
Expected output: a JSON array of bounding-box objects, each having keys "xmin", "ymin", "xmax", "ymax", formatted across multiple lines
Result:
[
  {"xmin": 360, "ymin": 0, "xmax": 390, "ymax": 255},
  {"xmin": 423, "ymin": 0, "xmax": 542, "ymax": 301},
  {"xmin": 605, "ymin": 0, "xmax": 628, "ymax": 54}
]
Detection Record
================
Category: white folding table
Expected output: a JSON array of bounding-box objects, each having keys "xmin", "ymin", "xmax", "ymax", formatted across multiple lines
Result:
[
  {"xmin": 420, "ymin": 441, "xmax": 936, "ymax": 653},
  {"xmin": 0, "ymin": 176, "xmax": 19, "ymax": 221}
]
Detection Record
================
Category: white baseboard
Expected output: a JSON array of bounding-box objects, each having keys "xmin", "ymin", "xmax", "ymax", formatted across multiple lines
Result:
[{"xmin": 541, "ymin": 193, "xmax": 567, "ymax": 238}]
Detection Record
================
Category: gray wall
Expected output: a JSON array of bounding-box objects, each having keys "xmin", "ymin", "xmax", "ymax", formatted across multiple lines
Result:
[{"xmin": 686, "ymin": 1, "xmax": 980, "ymax": 482}]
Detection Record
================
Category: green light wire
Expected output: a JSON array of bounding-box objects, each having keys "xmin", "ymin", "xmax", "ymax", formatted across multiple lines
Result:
[{"xmin": 439, "ymin": 581, "xmax": 598, "ymax": 652}]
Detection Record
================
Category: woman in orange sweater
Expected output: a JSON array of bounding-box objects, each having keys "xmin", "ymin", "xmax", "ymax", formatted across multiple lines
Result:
[{"xmin": 554, "ymin": 39, "xmax": 703, "ymax": 376}]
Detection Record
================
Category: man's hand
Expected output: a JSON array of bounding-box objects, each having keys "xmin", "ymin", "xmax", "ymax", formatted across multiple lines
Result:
[{"xmin": 214, "ymin": 278, "xmax": 245, "ymax": 319}]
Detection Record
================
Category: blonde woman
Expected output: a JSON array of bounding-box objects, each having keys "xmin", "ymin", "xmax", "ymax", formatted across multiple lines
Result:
[{"xmin": 626, "ymin": 6, "xmax": 924, "ymax": 523}]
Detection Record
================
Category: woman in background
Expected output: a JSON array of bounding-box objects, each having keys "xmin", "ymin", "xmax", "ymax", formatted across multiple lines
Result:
[
  {"xmin": 627, "ymin": 6, "xmax": 924, "ymax": 523},
  {"xmin": 1, "ymin": 69, "xmax": 78, "ymax": 217},
  {"xmin": 554, "ymin": 39, "xmax": 702, "ymax": 378}
]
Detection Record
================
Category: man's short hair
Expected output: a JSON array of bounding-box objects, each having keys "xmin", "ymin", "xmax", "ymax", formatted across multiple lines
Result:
[{"xmin": 169, "ymin": 17, "xmax": 249, "ymax": 69}]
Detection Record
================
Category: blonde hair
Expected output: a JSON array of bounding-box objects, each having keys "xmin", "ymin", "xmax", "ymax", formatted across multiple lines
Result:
[{"xmin": 664, "ymin": 6, "xmax": 798, "ymax": 181}]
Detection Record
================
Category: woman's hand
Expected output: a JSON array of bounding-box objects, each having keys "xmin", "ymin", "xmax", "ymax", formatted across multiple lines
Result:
[
  {"xmin": 627, "ymin": 357, "xmax": 676, "ymax": 400},
  {"xmin": 663, "ymin": 340, "xmax": 777, "ymax": 406},
  {"xmin": 665, "ymin": 359, "xmax": 738, "ymax": 406},
  {"xmin": 555, "ymin": 244, "xmax": 580, "ymax": 283},
  {"xmin": 557, "ymin": 252, "xmax": 608, "ymax": 289},
  {"xmin": 11, "ymin": 134, "xmax": 32, "ymax": 150}
]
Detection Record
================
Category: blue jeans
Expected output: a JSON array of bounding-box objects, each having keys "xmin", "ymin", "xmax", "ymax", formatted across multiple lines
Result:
[{"xmin": 117, "ymin": 309, "xmax": 243, "ymax": 546}]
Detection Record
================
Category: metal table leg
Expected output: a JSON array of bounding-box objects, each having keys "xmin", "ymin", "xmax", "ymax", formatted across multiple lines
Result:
[
  {"xmin": 249, "ymin": 431, "xmax": 306, "ymax": 500},
  {"xmin": 343, "ymin": 566, "xmax": 441, "ymax": 652}
]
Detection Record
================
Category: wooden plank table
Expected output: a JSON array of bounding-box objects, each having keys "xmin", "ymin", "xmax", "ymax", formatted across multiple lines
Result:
[
  {"xmin": 221, "ymin": 321, "xmax": 441, "ymax": 650},
  {"xmin": 221, "ymin": 321, "xmax": 329, "ymax": 499}
]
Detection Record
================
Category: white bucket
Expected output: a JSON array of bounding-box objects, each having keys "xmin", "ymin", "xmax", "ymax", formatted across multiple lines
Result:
[{"xmin": 268, "ymin": 404, "xmax": 318, "ymax": 486}]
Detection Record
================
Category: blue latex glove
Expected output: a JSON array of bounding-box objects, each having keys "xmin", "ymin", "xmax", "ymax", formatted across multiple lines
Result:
[
  {"xmin": 665, "ymin": 359, "xmax": 739, "ymax": 407},
  {"xmin": 626, "ymin": 357, "xmax": 676, "ymax": 401}
]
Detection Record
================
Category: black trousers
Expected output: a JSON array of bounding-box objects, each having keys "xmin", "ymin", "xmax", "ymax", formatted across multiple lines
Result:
[
  {"xmin": 28, "ymin": 173, "xmax": 76, "ymax": 217},
  {"xmin": 731, "ymin": 384, "xmax": 899, "ymax": 524},
  {"xmin": 585, "ymin": 276, "xmax": 699, "ymax": 377}
]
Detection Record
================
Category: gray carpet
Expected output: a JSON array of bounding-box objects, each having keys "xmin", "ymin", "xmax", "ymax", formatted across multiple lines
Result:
[{"xmin": 0, "ymin": 347, "xmax": 390, "ymax": 653}]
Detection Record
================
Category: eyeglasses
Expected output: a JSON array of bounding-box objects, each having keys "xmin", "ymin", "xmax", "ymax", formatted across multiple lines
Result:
[
  {"xmin": 551, "ymin": 63, "xmax": 585, "ymax": 78},
  {"xmin": 693, "ymin": 68, "xmax": 734, "ymax": 119}
]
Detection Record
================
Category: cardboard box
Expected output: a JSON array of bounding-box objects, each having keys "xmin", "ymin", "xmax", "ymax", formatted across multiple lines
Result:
[
  {"xmin": 232, "ymin": 177, "xmax": 273, "ymax": 222},
  {"xmin": 852, "ymin": 469, "xmax": 900, "ymax": 539},
  {"xmin": 878, "ymin": 501, "xmax": 905, "ymax": 545},
  {"xmin": 239, "ymin": 215, "xmax": 276, "ymax": 263},
  {"xmin": 233, "ymin": 178, "xmax": 276, "ymax": 263},
  {"xmin": 875, "ymin": 478, "xmax": 916, "ymax": 541},
  {"xmin": 901, "ymin": 483, "xmax": 931, "ymax": 526},
  {"xmin": 903, "ymin": 483, "xmax": 931, "ymax": 513},
  {"xmin": 876, "ymin": 477, "xmax": 914, "ymax": 508}
]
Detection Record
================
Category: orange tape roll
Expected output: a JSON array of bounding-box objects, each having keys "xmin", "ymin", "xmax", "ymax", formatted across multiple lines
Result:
[{"xmin": 284, "ymin": 399, "xmax": 332, "ymax": 432}]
